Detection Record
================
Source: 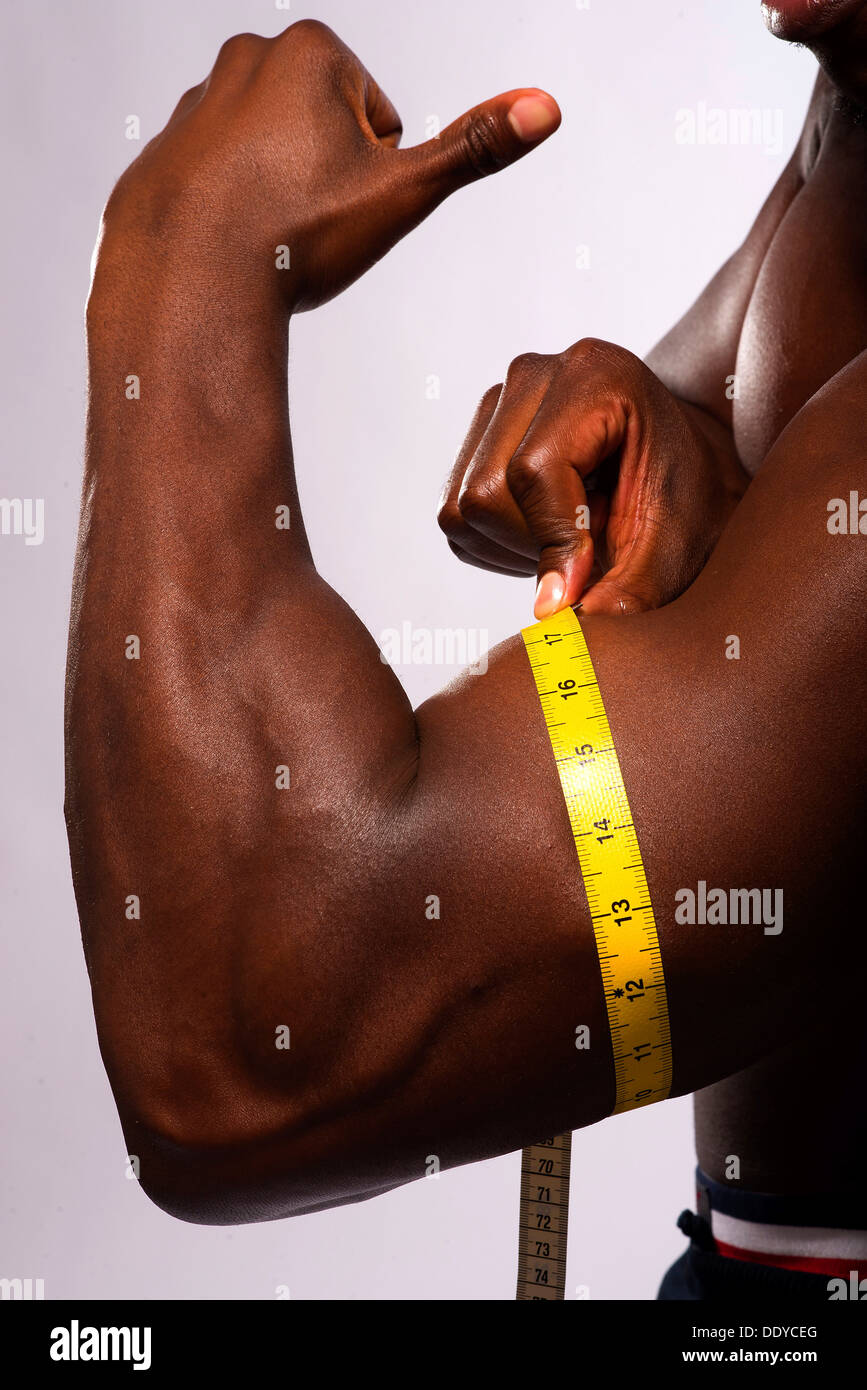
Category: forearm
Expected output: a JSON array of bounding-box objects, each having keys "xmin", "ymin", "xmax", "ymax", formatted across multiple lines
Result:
[{"xmin": 69, "ymin": 244, "xmax": 421, "ymax": 1163}]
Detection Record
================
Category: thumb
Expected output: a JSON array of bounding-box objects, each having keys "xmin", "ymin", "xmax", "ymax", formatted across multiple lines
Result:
[
  {"xmin": 409, "ymin": 89, "xmax": 561, "ymax": 205},
  {"xmin": 578, "ymin": 541, "xmax": 667, "ymax": 617}
]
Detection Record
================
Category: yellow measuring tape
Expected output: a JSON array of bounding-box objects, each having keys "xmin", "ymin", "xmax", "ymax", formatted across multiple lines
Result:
[{"xmin": 516, "ymin": 604, "xmax": 672, "ymax": 1300}]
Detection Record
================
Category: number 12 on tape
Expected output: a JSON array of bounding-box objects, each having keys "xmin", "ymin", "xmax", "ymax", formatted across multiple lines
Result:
[{"xmin": 516, "ymin": 605, "xmax": 672, "ymax": 1301}]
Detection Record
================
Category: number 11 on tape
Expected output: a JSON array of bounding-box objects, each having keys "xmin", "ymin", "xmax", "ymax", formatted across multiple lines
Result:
[{"xmin": 516, "ymin": 606, "xmax": 672, "ymax": 1300}]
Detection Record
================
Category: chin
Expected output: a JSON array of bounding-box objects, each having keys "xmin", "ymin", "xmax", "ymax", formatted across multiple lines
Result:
[
  {"xmin": 763, "ymin": 1, "xmax": 867, "ymax": 108},
  {"xmin": 762, "ymin": 0, "xmax": 866, "ymax": 40}
]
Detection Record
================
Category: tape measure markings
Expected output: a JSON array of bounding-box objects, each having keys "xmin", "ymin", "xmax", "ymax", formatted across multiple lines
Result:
[{"xmin": 515, "ymin": 604, "xmax": 673, "ymax": 1301}]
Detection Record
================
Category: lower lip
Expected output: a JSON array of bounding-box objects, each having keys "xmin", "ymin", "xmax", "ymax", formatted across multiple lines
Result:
[{"xmin": 763, "ymin": 0, "xmax": 865, "ymax": 37}]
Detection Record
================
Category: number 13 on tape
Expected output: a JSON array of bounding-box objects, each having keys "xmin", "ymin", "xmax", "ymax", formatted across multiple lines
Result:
[{"xmin": 516, "ymin": 605, "xmax": 672, "ymax": 1301}]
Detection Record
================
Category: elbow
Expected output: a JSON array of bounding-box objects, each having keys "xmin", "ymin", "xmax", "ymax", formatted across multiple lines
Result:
[
  {"xmin": 111, "ymin": 1034, "xmax": 378, "ymax": 1226},
  {"xmin": 97, "ymin": 966, "xmax": 346, "ymax": 1223},
  {"xmin": 98, "ymin": 896, "xmax": 412, "ymax": 1223},
  {"xmin": 122, "ymin": 1105, "xmax": 316, "ymax": 1227},
  {"xmin": 126, "ymin": 1115, "xmax": 396, "ymax": 1227}
]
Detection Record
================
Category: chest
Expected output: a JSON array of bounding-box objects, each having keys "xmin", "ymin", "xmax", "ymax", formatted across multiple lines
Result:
[{"xmin": 734, "ymin": 154, "xmax": 867, "ymax": 474}]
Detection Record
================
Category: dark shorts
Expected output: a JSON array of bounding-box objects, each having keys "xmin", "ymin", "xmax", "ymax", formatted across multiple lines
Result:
[
  {"xmin": 657, "ymin": 1166, "xmax": 867, "ymax": 1302},
  {"xmin": 657, "ymin": 1209, "xmax": 836, "ymax": 1302}
]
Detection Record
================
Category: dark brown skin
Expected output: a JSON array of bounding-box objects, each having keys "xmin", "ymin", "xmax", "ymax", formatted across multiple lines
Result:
[
  {"xmin": 436, "ymin": 342, "xmax": 748, "ymax": 616},
  {"xmin": 66, "ymin": 15, "xmax": 867, "ymax": 1228}
]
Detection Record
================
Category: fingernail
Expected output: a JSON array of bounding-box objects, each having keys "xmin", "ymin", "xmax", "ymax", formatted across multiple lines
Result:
[
  {"xmin": 534, "ymin": 572, "xmax": 566, "ymax": 619},
  {"xmin": 507, "ymin": 94, "xmax": 560, "ymax": 143}
]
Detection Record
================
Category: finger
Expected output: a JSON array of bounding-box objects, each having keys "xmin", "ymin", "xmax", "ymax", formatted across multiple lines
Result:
[
  {"xmin": 168, "ymin": 82, "xmax": 207, "ymax": 125},
  {"xmin": 454, "ymin": 355, "xmax": 554, "ymax": 559},
  {"xmin": 504, "ymin": 409, "xmax": 610, "ymax": 618},
  {"xmin": 527, "ymin": 466, "xmax": 594, "ymax": 618},
  {"xmin": 439, "ymin": 375, "xmax": 547, "ymax": 569},
  {"xmin": 402, "ymin": 88, "xmax": 561, "ymax": 218},
  {"xmin": 440, "ymin": 381, "xmax": 546, "ymax": 572},
  {"xmin": 439, "ymin": 384, "xmax": 503, "ymax": 528},
  {"xmin": 440, "ymin": 385, "xmax": 537, "ymax": 571},
  {"xmin": 447, "ymin": 540, "xmax": 535, "ymax": 577},
  {"xmin": 510, "ymin": 388, "xmax": 637, "ymax": 616}
]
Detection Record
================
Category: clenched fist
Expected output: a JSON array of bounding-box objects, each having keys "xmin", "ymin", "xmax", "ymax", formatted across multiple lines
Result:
[{"xmin": 438, "ymin": 339, "xmax": 748, "ymax": 615}]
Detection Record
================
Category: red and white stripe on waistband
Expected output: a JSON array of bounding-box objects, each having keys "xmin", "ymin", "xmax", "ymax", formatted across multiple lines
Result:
[{"xmin": 711, "ymin": 1209, "xmax": 867, "ymax": 1279}]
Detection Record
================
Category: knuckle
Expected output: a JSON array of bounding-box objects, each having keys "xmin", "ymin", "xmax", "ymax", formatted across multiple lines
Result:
[
  {"xmin": 216, "ymin": 31, "xmax": 265, "ymax": 63},
  {"xmin": 212, "ymin": 33, "xmax": 266, "ymax": 81},
  {"xmin": 171, "ymin": 83, "xmax": 207, "ymax": 121},
  {"xmin": 564, "ymin": 336, "xmax": 608, "ymax": 366},
  {"xmin": 462, "ymin": 111, "xmax": 512, "ymax": 176},
  {"xmin": 572, "ymin": 335, "xmax": 608, "ymax": 356},
  {"xmin": 541, "ymin": 516, "xmax": 584, "ymax": 550},
  {"xmin": 506, "ymin": 352, "xmax": 548, "ymax": 383},
  {"xmin": 436, "ymin": 497, "xmax": 464, "ymax": 537},
  {"xmin": 565, "ymin": 336, "xmax": 636, "ymax": 376},
  {"xmin": 480, "ymin": 382, "xmax": 503, "ymax": 411},
  {"xmin": 456, "ymin": 483, "xmax": 496, "ymax": 526},
  {"xmin": 283, "ymin": 18, "xmax": 339, "ymax": 53},
  {"xmin": 506, "ymin": 450, "xmax": 545, "ymax": 497}
]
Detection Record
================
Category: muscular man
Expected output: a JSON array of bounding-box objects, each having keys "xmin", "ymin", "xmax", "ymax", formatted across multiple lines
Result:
[{"xmin": 66, "ymin": 2, "xmax": 867, "ymax": 1301}]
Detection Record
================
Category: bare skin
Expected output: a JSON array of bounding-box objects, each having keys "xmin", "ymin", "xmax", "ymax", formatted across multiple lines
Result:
[
  {"xmin": 442, "ymin": 17, "xmax": 867, "ymax": 1196},
  {"xmin": 662, "ymin": 62, "xmax": 867, "ymax": 1195},
  {"xmin": 67, "ymin": 13, "xmax": 867, "ymax": 1231}
]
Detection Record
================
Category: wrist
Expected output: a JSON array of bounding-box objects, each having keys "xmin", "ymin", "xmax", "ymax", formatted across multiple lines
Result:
[
  {"xmin": 86, "ymin": 233, "xmax": 291, "ymax": 432},
  {"xmin": 87, "ymin": 215, "xmax": 290, "ymax": 346}
]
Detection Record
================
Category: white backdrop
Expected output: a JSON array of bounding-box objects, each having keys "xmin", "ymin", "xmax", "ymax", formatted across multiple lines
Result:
[{"xmin": 0, "ymin": 0, "xmax": 816, "ymax": 1299}]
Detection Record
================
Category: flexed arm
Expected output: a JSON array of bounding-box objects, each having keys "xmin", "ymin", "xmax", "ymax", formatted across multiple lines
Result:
[{"xmin": 67, "ymin": 25, "xmax": 867, "ymax": 1225}]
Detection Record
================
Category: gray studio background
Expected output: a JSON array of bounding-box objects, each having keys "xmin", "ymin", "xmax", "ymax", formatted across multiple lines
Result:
[{"xmin": 1, "ymin": 0, "xmax": 814, "ymax": 1299}]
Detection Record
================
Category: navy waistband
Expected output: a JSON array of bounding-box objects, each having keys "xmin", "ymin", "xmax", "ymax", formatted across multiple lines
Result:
[{"xmin": 696, "ymin": 1166, "xmax": 867, "ymax": 1231}]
